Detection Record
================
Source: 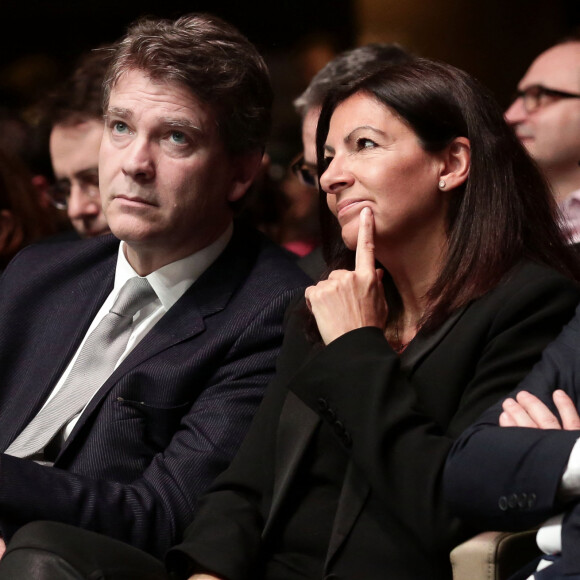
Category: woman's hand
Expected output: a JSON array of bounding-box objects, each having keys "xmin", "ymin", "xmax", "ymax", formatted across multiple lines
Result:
[
  {"xmin": 305, "ymin": 207, "xmax": 388, "ymax": 345},
  {"xmin": 499, "ymin": 389, "xmax": 580, "ymax": 430}
]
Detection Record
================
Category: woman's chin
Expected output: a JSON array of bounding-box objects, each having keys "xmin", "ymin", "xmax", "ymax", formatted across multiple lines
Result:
[{"xmin": 341, "ymin": 233, "xmax": 357, "ymax": 252}]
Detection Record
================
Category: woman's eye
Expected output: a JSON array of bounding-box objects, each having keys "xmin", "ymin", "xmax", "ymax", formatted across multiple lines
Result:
[{"xmin": 356, "ymin": 137, "xmax": 376, "ymax": 150}]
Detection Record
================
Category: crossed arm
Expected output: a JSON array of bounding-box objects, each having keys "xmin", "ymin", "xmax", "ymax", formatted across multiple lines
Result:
[{"xmin": 499, "ymin": 389, "xmax": 580, "ymax": 431}]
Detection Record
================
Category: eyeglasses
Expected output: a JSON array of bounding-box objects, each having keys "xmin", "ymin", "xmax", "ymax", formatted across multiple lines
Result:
[
  {"xmin": 512, "ymin": 84, "xmax": 580, "ymax": 114},
  {"xmin": 47, "ymin": 171, "xmax": 100, "ymax": 210},
  {"xmin": 290, "ymin": 155, "xmax": 319, "ymax": 189}
]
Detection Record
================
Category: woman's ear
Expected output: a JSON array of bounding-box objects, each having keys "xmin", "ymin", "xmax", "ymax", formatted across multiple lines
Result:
[
  {"xmin": 437, "ymin": 137, "xmax": 470, "ymax": 191},
  {"xmin": 227, "ymin": 150, "xmax": 265, "ymax": 203}
]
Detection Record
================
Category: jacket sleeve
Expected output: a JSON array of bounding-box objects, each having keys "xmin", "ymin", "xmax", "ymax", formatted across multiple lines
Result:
[
  {"xmin": 0, "ymin": 289, "xmax": 301, "ymax": 558},
  {"xmin": 444, "ymin": 303, "xmax": 580, "ymax": 532}
]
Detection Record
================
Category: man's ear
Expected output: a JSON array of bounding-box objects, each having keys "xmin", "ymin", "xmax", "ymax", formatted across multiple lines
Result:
[
  {"xmin": 438, "ymin": 137, "xmax": 470, "ymax": 191},
  {"xmin": 227, "ymin": 150, "xmax": 265, "ymax": 203}
]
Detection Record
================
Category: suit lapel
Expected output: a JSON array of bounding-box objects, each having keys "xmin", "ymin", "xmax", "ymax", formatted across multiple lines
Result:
[
  {"xmin": 262, "ymin": 390, "xmax": 319, "ymax": 538},
  {"xmin": 400, "ymin": 305, "xmax": 468, "ymax": 373},
  {"xmin": 325, "ymin": 461, "xmax": 370, "ymax": 571},
  {"xmin": 0, "ymin": 251, "xmax": 115, "ymax": 451}
]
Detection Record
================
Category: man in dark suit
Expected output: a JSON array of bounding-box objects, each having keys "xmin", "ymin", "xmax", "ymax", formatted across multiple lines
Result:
[
  {"xmin": 444, "ymin": 308, "xmax": 580, "ymax": 579},
  {"xmin": 0, "ymin": 13, "xmax": 309, "ymax": 560}
]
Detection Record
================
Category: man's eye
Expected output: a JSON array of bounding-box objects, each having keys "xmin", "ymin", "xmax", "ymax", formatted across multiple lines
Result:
[
  {"xmin": 170, "ymin": 131, "xmax": 187, "ymax": 145},
  {"xmin": 356, "ymin": 137, "xmax": 376, "ymax": 150},
  {"xmin": 113, "ymin": 121, "xmax": 128, "ymax": 134}
]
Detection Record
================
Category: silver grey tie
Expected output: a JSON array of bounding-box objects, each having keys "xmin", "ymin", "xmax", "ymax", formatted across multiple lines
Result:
[{"xmin": 6, "ymin": 276, "xmax": 156, "ymax": 459}]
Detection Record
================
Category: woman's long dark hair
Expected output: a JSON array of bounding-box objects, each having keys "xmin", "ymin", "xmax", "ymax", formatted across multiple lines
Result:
[{"xmin": 313, "ymin": 57, "xmax": 580, "ymax": 333}]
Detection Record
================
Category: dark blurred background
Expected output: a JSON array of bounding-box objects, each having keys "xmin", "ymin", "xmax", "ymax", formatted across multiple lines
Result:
[{"xmin": 1, "ymin": 0, "xmax": 579, "ymax": 170}]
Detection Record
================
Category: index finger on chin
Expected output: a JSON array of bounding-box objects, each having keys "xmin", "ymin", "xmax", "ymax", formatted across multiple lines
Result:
[{"xmin": 355, "ymin": 207, "xmax": 376, "ymax": 273}]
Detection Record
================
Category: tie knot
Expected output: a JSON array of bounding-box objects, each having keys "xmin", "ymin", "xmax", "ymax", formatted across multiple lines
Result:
[{"xmin": 110, "ymin": 277, "xmax": 156, "ymax": 318}]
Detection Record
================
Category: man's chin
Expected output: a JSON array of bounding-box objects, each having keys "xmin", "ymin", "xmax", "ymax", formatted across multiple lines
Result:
[{"xmin": 78, "ymin": 227, "xmax": 112, "ymax": 239}]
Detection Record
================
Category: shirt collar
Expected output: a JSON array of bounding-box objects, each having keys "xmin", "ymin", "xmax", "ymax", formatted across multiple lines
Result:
[{"xmin": 114, "ymin": 222, "xmax": 233, "ymax": 311}]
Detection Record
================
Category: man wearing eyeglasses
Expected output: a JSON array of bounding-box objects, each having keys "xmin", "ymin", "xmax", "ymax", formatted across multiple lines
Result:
[
  {"xmin": 43, "ymin": 47, "xmax": 112, "ymax": 239},
  {"xmin": 505, "ymin": 36, "xmax": 580, "ymax": 243}
]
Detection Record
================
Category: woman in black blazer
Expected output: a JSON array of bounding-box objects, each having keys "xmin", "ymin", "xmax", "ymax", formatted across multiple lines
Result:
[
  {"xmin": 165, "ymin": 58, "xmax": 580, "ymax": 580},
  {"xmin": 3, "ymin": 59, "xmax": 580, "ymax": 580}
]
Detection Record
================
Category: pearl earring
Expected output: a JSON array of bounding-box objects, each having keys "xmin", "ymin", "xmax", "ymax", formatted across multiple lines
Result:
[{"xmin": 438, "ymin": 179, "xmax": 446, "ymax": 189}]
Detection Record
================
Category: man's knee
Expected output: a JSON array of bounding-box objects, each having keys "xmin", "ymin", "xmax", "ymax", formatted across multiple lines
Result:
[
  {"xmin": 0, "ymin": 522, "xmax": 169, "ymax": 580},
  {"xmin": 0, "ymin": 522, "xmax": 86, "ymax": 579}
]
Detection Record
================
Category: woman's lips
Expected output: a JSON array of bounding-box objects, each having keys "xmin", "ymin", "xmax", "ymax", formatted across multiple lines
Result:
[{"xmin": 336, "ymin": 199, "xmax": 366, "ymax": 219}]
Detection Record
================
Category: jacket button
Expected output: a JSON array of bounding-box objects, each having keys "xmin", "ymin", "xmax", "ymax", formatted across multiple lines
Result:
[
  {"xmin": 334, "ymin": 420, "xmax": 346, "ymax": 435},
  {"xmin": 508, "ymin": 494, "xmax": 518, "ymax": 509},
  {"xmin": 527, "ymin": 493, "xmax": 536, "ymax": 508},
  {"xmin": 498, "ymin": 496, "xmax": 508, "ymax": 511},
  {"xmin": 342, "ymin": 432, "xmax": 352, "ymax": 448},
  {"xmin": 317, "ymin": 398, "xmax": 329, "ymax": 411},
  {"xmin": 517, "ymin": 493, "xmax": 528, "ymax": 509}
]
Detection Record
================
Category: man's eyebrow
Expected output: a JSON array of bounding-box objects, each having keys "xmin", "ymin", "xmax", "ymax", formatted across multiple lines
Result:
[
  {"xmin": 163, "ymin": 118, "xmax": 203, "ymax": 134},
  {"xmin": 104, "ymin": 107, "xmax": 131, "ymax": 120}
]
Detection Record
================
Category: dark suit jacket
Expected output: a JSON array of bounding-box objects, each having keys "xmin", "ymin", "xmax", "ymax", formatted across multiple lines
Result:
[
  {"xmin": 0, "ymin": 223, "xmax": 310, "ymax": 557},
  {"xmin": 444, "ymin": 300, "xmax": 580, "ymax": 576},
  {"xmin": 167, "ymin": 260, "xmax": 580, "ymax": 580}
]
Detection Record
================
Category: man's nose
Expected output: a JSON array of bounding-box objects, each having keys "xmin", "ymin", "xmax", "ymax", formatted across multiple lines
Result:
[
  {"xmin": 67, "ymin": 184, "xmax": 101, "ymax": 220},
  {"xmin": 504, "ymin": 97, "xmax": 527, "ymax": 126},
  {"xmin": 121, "ymin": 138, "xmax": 155, "ymax": 181}
]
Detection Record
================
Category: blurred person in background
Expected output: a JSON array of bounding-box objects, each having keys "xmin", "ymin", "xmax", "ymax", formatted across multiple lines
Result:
[
  {"xmin": 0, "ymin": 147, "xmax": 60, "ymax": 271},
  {"xmin": 505, "ymin": 34, "xmax": 580, "ymax": 243},
  {"xmin": 40, "ymin": 46, "xmax": 114, "ymax": 239}
]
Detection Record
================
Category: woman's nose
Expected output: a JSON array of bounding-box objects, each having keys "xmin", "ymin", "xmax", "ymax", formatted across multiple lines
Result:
[{"xmin": 319, "ymin": 155, "xmax": 354, "ymax": 195}]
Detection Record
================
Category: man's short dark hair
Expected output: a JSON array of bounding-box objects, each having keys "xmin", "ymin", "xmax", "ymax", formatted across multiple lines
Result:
[
  {"xmin": 293, "ymin": 43, "xmax": 413, "ymax": 119},
  {"xmin": 104, "ymin": 13, "xmax": 273, "ymax": 155}
]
